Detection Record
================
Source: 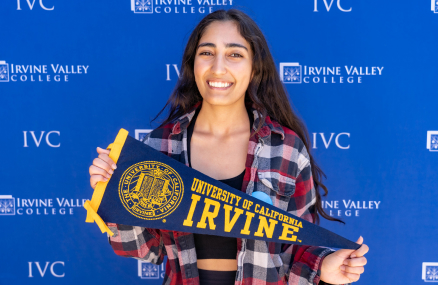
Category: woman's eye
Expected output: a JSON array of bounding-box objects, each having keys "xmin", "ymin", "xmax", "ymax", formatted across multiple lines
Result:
[
  {"xmin": 230, "ymin": 53, "xmax": 243, "ymax": 58},
  {"xmin": 199, "ymin": 51, "xmax": 212, "ymax": 56}
]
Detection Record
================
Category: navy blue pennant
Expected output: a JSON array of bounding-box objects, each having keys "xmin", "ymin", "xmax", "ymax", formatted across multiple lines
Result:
[{"xmin": 84, "ymin": 129, "xmax": 360, "ymax": 250}]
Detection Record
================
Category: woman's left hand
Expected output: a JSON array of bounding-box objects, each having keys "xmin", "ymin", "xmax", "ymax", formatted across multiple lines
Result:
[{"xmin": 320, "ymin": 236, "xmax": 369, "ymax": 284}]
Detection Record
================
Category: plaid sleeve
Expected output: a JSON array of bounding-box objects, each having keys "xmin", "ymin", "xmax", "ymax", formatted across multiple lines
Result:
[
  {"xmin": 106, "ymin": 223, "xmax": 167, "ymax": 265},
  {"xmin": 281, "ymin": 144, "xmax": 336, "ymax": 285},
  {"xmin": 103, "ymin": 128, "xmax": 170, "ymax": 265}
]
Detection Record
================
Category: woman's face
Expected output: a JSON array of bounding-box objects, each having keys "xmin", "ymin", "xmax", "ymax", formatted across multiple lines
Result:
[{"xmin": 194, "ymin": 20, "xmax": 253, "ymax": 107}]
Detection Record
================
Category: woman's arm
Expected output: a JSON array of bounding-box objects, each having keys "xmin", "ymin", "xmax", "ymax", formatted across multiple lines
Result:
[
  {"xmin": 280, "ymin": 160, "xmax": 337, "ymax": 285},
  {"xmin": 89, "ymin": 131, "xmax": 167, "ymax": 265},
  {"xmin": 281, "ymin": 142, "xmax": 368, "ymax": 285}
]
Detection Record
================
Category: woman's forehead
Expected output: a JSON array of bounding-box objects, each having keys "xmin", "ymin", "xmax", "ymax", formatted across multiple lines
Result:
[{"xmin": 199, "ymin": 21, "xmax": 249, "ymax": 49}]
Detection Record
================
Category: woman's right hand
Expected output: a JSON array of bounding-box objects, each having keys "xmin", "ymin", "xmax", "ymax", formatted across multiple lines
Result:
[{"xmin": 89, "ymin": 147, "xmax": 117, "ymax": 189}]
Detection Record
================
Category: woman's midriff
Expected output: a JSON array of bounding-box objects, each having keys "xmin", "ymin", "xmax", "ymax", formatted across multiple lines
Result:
[{"xmin": 197, "ymin": 259, "xmax": 238, "ymax": 271}]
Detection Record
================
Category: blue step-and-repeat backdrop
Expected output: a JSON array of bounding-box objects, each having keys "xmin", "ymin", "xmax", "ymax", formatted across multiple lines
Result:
[{"xmin": 1, "ymin": 0, "xmax": 437, "ymax": 284}]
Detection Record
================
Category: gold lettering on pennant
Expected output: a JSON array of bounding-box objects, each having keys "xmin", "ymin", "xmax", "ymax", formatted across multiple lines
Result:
[
  {"xmin": 226, "ymin": 192, "xmax": 231, "ymax": 203},
  {"xmin": 279, "ymin": 223, "xmax": 300, "ymax": 242},
  {"xmin": 240, "ymin": 211, "xmax": 255, "ymax": 235},
  {"xmin": 228, "ymin": 193, "xmax": 235, "ymax": 204},
  {"xmin": 235, "ymin": 196, "xmax": 242, "ymax": 207},
  {"xmin": 254, "ymin": 216, "xmax": 278, "ymax": 239},
  {"xmin": 191, "ymin": 178, "xmax": 199, "ymax": 192},
  {"xmin": 211, "ymin": 187, "xmax": 217, "ymax": 198},
  {"xmin": 196, "ymin": 198, "xmax": 220, "ymax": 230},
  {"xmin": 215, "ymin": 188, "xmax": 222, "ymax": 200},
  {"xmin": 196, "ymin": 181, "xmax": 204, "ymax": 193},
  {"xmin": 205, "ymin": 184, "xmax": 213, "ymax": 196},
  {"xmin": 220, "ymin": 190, "xmax": 227, "ymax": 201},
  {"xmin": 183, "ymin": 194, "xmax": 201, "ymax": 227},
  {"xmin": 259, "ymin": 206, "xmax": 265, "ymax": 215},
  {"xmin": 223, "ymin": 205, "xmax": 243, "ymax": 232}
]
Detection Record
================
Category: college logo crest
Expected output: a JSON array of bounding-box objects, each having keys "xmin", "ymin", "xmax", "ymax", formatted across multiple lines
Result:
[
  {"xmin": 423, "ymin": 262, "xmax": 438, "ymax": 282},
  {"xmin": 280, "ymin": 62, "xmax": 302, "ymax": 83},
  {"xmin": 427, "ymin": 131, "xmax": 438, "ymax": 152},
  {"xmin": 0, "ymin": 61, "xmax": 9, "ymax": 82},
  {"xmin": 0, "ymin": 195, "xmax": 15, "ymax": 215},
  {"xmin": 119, "ymin": 161, "xmax": 184, "ymax": 220},
  {"xmin": 131, "ymin": 0, "xmax": 153, "ymax": 13}
]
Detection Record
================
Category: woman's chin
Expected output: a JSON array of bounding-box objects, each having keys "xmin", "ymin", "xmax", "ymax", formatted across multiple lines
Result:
[{"xmin": 201, "ymin": 95, "xmax": 245, "ymax": 107}]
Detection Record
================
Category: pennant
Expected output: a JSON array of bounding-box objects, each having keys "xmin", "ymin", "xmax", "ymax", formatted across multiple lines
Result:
[{"xmin": 84, "ymin": 128, "xmax": 360, "ymax": 250}]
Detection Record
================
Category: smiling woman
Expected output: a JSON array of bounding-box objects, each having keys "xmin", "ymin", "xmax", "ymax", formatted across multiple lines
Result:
[{"xmin": 89, "ymin": 8, "xmax": 369, "ymax": 285}]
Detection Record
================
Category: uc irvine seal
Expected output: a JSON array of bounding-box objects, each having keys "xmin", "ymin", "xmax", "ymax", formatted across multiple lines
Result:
[{"xmin": 118, "ymin": 161, "xmax": 184, "ymax": 220}]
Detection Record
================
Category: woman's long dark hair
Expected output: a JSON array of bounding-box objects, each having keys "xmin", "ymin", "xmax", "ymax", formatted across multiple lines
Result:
[{"xmin": 152, "ymin": 9, "xmax": 343, "ymax": 225}]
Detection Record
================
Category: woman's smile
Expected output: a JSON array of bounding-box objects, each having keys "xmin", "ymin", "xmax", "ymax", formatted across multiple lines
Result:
[{"xmin": 207, "ymin": 79, "xmax": 234, "ymax": 90}]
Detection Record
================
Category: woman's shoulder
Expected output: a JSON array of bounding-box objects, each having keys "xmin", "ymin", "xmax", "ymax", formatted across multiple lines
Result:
[
  {"xmin": 141, "ymin": 121, "xmax": 178, "ymax": 154},
  {"xmin": 143, "ymin": 121, "xmax": 176, "ymax": 141},
  {"xmin": 267, "ymin": 116, "xmax": 308, "ymax": 153}
]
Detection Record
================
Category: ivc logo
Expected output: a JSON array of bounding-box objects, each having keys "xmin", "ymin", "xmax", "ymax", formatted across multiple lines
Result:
[
  {"xmin": 0, "ymin": 195, "xmax": 88, "ymax": 216},
  {"xmin": 312, "ymin": 133, "xmax": 350, "ymax": 149},
  {"xmin": 280, "ymin": 62, "xmax": 384, "ymax": 84},
  {"xmin": 313, "ymin": 0, "xmax": 351, "ymax": 12},
  {"xmin": 432, "ymin": 0, "xmax": 438, "ymax": 13},
  {"xmin": 0, "ymin": 60, "xmax": 89, "ymax": 83},
  {"xmin": 28, "ymin": 262, "xmax": 64, "ymax": 278},
  {"xmin": 17, "ymin": 0, "xmax": 54, "ymax": 10},
  {"xmin": 23, "ymin": 131, "xmax": 60, "ymax": 147}
]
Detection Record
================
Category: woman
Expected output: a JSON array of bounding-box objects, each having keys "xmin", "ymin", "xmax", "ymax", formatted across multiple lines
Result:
[{"xmin": 89, "ymin": 9, "xmax": 368, "ymax": 285}]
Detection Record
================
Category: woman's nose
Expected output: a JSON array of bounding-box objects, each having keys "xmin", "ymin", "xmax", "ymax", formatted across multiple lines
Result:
[{"xmin": 211, "ymin": 54, "xmax": 227, "ymax": 76}]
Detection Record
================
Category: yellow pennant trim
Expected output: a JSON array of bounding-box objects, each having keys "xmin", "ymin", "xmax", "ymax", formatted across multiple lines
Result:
[{"xmin": 84, "ymin": 128, "xmax": 129, "ymax": 236}]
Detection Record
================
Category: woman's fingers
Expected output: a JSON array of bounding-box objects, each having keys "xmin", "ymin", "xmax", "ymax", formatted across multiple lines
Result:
[
  {"xmin": 341, "ymin": 265, "xmax": 364, "ymax": 274},
  {"xmin": 98, "ymin": 153, "xmax": 117, "ymax": 170},
  {"xmin": 89, "ymin": 165, "xmax": 111, "ymax": 179},
  {"xmin": 341, "ymin": 271, "xmax": 360, "ymax": 282},
  {"xmin": 343, "ymin": 256, "xmax": 367, "ymax": 267},
  {"xmin": 92, "ymin": 157, "xmax": 114, "ymax": 175},
  {"xmin": 89, "ymin": 147, "xmax": 117, "ymax": 190},
  {"xmin": 351, "ymin": 243, "xmax": 369, "ymax": 258},
  {"xmin": 90, "ymin": 174, "xmax": 107, "ymax": 189},
  {"xmin": 96, "ymin": 147, "xmax": 110, "ymax": 155}
]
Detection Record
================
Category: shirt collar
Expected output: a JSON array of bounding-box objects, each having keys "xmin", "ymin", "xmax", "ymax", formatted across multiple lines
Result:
[{"xmin": 171, "ymin": 101, "xmax": 285, "ymax": 140}]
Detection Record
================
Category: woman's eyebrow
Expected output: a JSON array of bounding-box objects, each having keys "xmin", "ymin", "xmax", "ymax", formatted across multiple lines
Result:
[{"xmin": 197, "ymin": 42, "xmax": 248, "ymax": 51}]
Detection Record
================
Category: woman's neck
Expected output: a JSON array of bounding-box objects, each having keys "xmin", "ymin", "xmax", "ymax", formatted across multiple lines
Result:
[{"xmin": 195, "ymin": 101, "xmax": 250, "ymax": 137}]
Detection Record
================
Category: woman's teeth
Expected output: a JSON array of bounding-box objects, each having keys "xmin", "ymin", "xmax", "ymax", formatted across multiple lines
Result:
[{"xmin": 208, "ymin": 81, "xmax": 232, "ymax": 88}]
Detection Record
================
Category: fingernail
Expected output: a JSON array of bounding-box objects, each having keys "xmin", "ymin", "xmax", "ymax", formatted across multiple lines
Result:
[
  {"xmin": 343, "ymin": 260, "xmax": 349, "ymax": 265},
  {"xmin": 112, "ymin": 164, "xmax": 117, "ymax": 169},
  {"xmin": 351, "ymin": 254, "xmax": 357, "ymax": 258},
  {"xmin": 103, "ymin": 177, "xmax": 108, "ymax": 182},
  {"xmin": 340, "ymin": 265, "xmax": 346, "ymax": 271},
  {"xmin": 109, "ymin": 169, "xmax": 114, "ymax": 175},
  {"xmin": 106, "ymin": 173, "xmax": 111, "ymax": 179}
]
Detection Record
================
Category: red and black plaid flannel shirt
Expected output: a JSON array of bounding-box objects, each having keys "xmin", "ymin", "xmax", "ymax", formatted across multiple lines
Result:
[{"xmin": 106, "ymin": 102, "xmax": 339, "ymax": 285}]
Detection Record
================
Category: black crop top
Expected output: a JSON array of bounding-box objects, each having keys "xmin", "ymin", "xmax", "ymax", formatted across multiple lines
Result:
[{"xmin": 187, "ymin": 106, "xmax": 253, "ymax": 260}]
